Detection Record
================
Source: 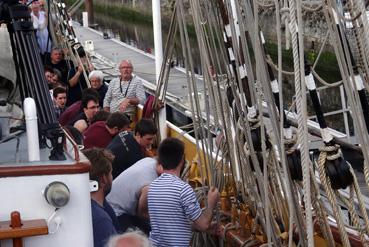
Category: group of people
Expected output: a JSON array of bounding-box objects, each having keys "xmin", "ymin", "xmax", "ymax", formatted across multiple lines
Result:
[
  {"xmin": 85, "ymin": 137, "xmax": 220, "ymax": 247},
  {"xmin": 42, "ymin": 45, "xmax": 146, "ymax": 140},
  {"xmin": 30, "ymin": 13, "xmax": 220, "ymax": 244}
]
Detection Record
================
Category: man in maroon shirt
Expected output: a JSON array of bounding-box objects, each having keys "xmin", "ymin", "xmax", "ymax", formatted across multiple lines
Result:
[
  {"xmin": 59, "ymin": 88, "xmax": 99, "ymax": 126},
  {"xmin": 83, "ymin": 112, "xmax": 130, "ymax": 149}
]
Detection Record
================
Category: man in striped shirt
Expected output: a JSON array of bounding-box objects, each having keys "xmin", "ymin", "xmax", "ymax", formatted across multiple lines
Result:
[
  {"xmin": 103, "ymin": 60, "xmax": 146, "ymax": 120},
  {"xmin": 148, "ymin": 138, "xmax": 220, "ymax": 247}
]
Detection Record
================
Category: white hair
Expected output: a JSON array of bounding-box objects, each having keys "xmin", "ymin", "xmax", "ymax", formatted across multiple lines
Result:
[
  {"xmin": 105, "ymin": 229, "xmax": 152, "ymax": 247},
  {"xmin": 88, "ymin": 70, "xmax": 104, "ymax": 81}
]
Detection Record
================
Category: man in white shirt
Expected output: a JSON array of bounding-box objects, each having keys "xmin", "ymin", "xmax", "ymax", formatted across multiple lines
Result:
[
  {"xmin": 103, "ymin": 60, "xmax": 146, "ymax": 120},
  {"xmin": 107, "ymin": 157, "xmax": 162, "ymax": 234}
]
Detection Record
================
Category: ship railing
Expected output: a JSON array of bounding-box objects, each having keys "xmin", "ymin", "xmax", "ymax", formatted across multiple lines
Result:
[{"xmin": 62, "ymin": 127, "xmax": 81, "ymax": 162}]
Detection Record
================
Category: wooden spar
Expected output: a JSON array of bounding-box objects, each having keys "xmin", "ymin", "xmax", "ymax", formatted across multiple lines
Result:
[
  {"xmin": 84, "ymin": 0, "xmax": 94, "ymax": 26},
  {"xmin": 216, "ymin": 0, "xmax": 253, "ymax": 108},
  {"xmin": 334, "ymin": 18, "xmax": 369, "ymax": 132},
  {"xmin": 152, "ymin": 0, "xmax": 167, "ymax": 141},
  {"xmin": 259, "ymin": 31, "xmax": 291, "ymax": 129}
]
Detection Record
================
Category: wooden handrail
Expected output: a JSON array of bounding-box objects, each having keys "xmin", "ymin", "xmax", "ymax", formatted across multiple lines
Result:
[{"xmin": 0, "ymin": 211, "xmax": 48, "ymax": 247}]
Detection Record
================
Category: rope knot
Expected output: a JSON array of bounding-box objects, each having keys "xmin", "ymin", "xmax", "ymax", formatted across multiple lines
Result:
[{"xmin": 319, "ymin": 144, "xmax": 342, "ymax": 160}]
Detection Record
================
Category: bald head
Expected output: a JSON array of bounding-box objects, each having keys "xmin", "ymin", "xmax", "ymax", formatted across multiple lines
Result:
[
  {"xmin": 106, "ymin": 230, "xmax": 151, "ymax": 247},
  {"xmin": 116, "ymin": 236, "xmax": 141, "ymax": 247},
  {"xmin": 119, "ymin": 60, "xmax": 133, "ymax": 81}
]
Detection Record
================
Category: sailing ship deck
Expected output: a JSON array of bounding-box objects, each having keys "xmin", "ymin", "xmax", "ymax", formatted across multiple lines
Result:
[
  {"xmin": 73, "ymin": 22, "xmax": 206, "ymax": 113},
  {"xmin": 73, "ymin": 22, "xmax": 369, "ymax": 208}
]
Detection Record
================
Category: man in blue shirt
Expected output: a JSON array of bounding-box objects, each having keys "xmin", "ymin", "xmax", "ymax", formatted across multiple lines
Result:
[
  {"xmin": 107, "ymin": 118, "xmax": 157, "ymax": 178},
  {"xmin": 84, "ymin": 148, "xmax": 121, "ymax": 247},
  {"xmin": 148, "ymin": 138, "xmax": 220, "ymax": 247}
]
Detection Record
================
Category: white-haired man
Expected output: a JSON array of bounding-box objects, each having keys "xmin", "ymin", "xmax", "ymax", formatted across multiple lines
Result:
[
  {"xmin": 103, "ymin": 60, "xmax": 146, "ymax": 121},
  {"xmin": 106, "ymin": 230, "xmax": 152, "ymax": 247},
  {"xmin": 89, "ymin": 70, "xmax": 108, "ymax": 107}
]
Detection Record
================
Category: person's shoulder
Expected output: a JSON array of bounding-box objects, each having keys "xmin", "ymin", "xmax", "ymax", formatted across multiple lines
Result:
[
  {"xmin": 85, "ymin": 121, "xmax": 105, "ymax": 133},
  {"xmin": 107, "ymin": 131, "xmax": 129, "ymax": 149},
  {"xmin": 178, "ymin": 180, "xmax": 193, "ymax": 193},
  {"xmin": 153, "ymin": 173, "xmax": 178, "ymax": 185},
  {"xmin": 106, "ymin": 135, "xmax": 120, "ymax": 150},
  {"xmin": 92, "ymin": 200, "xmax": 113, "ymax": 220},
  {"xmin": 150, "ymin": 174, "xmax": 164, "ymax": 185},
  {"xmin": 109, "ymin": 77, "xmax": 120, "ymax": 85},
  {"xmin": 126, "ymin": 157, "xmax": 157, "ymax": 175},
  {"xmin": 100, "ymin": 83, "xmax": 108, "ymax": 92},
  {"xmin": 57, "ymin": 59, "xmax": 68, "ymax": 68},
  {"xmin": 89, "ymin": 120, "xmax": 106, "ymax": 129},
  {"xmin": 138, "ymin": 157, "xmax": 157, "ymax": 165},
  {"xmin": 91, "ymin": 200, "xmax": 105, "ymax": 217},
  {"xmin": 132, "ymin": 75, "xmax": 142, "ymax": 83},
  {"xmin": 44, "ymin": 55, "xmax": 52, "ymax": 65}
]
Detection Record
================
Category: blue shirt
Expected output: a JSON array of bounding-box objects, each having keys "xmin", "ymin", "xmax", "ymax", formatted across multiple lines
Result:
[
  {"xmin": 107, "ymin": 131, "xmax": 144, "ymax": 178},
  {"xmin": 148, "ymin": 173, "xmax": 202, "ymax": 247},
  {"xmin": 91, "ymin": 199, "xmax": 121, "ymax": 247}
]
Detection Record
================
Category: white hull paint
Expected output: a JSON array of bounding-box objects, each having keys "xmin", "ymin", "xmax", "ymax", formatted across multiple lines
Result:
[{"xmin": 0, "ymin": 172, "xmax": 93, "ymax": 246}]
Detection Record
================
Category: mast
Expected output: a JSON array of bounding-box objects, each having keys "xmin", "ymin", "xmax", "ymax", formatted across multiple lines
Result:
[
  {"xmin": 84, "ymin": 0, "xmax": 93, "ymax": 26},
  {"xmin": 152, "ymin": 0, "xmax": 166, "ymax": 140}
]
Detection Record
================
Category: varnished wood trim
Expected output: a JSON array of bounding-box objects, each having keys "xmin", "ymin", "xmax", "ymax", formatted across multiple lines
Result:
[
  {"xmin": 329, "ymin": 224, "xmax": 362, "ymax": 247},
  {"xmin": 0, "ymin": 162, "xmax": 90, "ymax": 177},
  {"xmin": 0, "ymin": 219, "xmax": 48, "ymax": 240},
  {"xmin": 314, "ymin": 219, "xmax": 362, "ymax": 247}
]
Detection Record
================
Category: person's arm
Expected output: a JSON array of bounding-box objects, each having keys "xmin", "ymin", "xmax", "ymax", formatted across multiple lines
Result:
[
  {"xmin": 135, "ymin": 79, "xmax": 146, "ymax": 105},
  {"xmin": 192, "ymin": 187, "xmax": 219, "ymax": 232},
  {"xmin": 119, "ymin": 98, "xmax": 132, "ymax": 112},
  {"xmin": 103, "ymin": 80, "xmax": 114, "ymax": 111},
  {"xmin": 68, "ymin": 65, "xmax": 83, "ymax": 87},
  {"xmin": 136, "ymin": 185, "xmax": 150, "ymax": 219},
  {"xmin": 74, "ymin": 119, "xmax": 88, "ymax": 133},
  {"xmin": 127, "ymin": 97, "xmax": 140, "ymax": 106}
]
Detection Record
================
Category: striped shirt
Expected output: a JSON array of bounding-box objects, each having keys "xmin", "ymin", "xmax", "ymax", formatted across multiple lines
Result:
[
  {"xmin": 103, "ymin": 75, "xmax": 146, "ymax": 117},
  {"xmin": 148, "ymin": 173, "xmax": 202, "ymax": 247}
]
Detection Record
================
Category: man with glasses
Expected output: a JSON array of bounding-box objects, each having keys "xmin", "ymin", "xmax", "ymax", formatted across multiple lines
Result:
[
  {"xmin": 103, "ymin": 60, "xmax": 146, "ymax": 121},
  {"xmin": 73, "ymin": 94, "xmax": 99, "ymax": 133}
]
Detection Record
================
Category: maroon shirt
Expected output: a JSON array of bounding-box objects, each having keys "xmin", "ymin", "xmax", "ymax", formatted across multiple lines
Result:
[
  {"xmin": 83, "ymin": 121, "xmax": 112, "ymax": 149},
  {"xmin": 59, "ymin": 101, "xmax": 82, "ymax": 126}
]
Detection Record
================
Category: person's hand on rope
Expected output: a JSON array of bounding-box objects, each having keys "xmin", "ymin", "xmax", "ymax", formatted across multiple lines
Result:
[
  {"xmin": 207, "ymin": 186, "xmax": 220, "ymax": 209},
  {"xmin": 77, "ymin": 64, "xmax": 83, "ymax": 74},
  {"xmin": 206, "ymin": 221, "xmax": 221, "ymax": 236},
  {"xmin": 119, "ymin": 98, "xmax": 130, "ymax": 112},
  {"xmin": 87, "ymin": 61, "xmax": 94, "ymax": 72},
  {"xmin": 155, "ymin": 99, "xmax": 165, "ymax": 110}
]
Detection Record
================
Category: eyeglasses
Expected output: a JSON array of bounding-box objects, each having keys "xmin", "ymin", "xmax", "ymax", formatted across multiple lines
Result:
[
  {"xmin": 87, "ymin": 105, "xmax": 99, "ymax": 110},
  {"xmin": 119, "ymin": 66, "xmax": 132, "ymax": 69}
]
